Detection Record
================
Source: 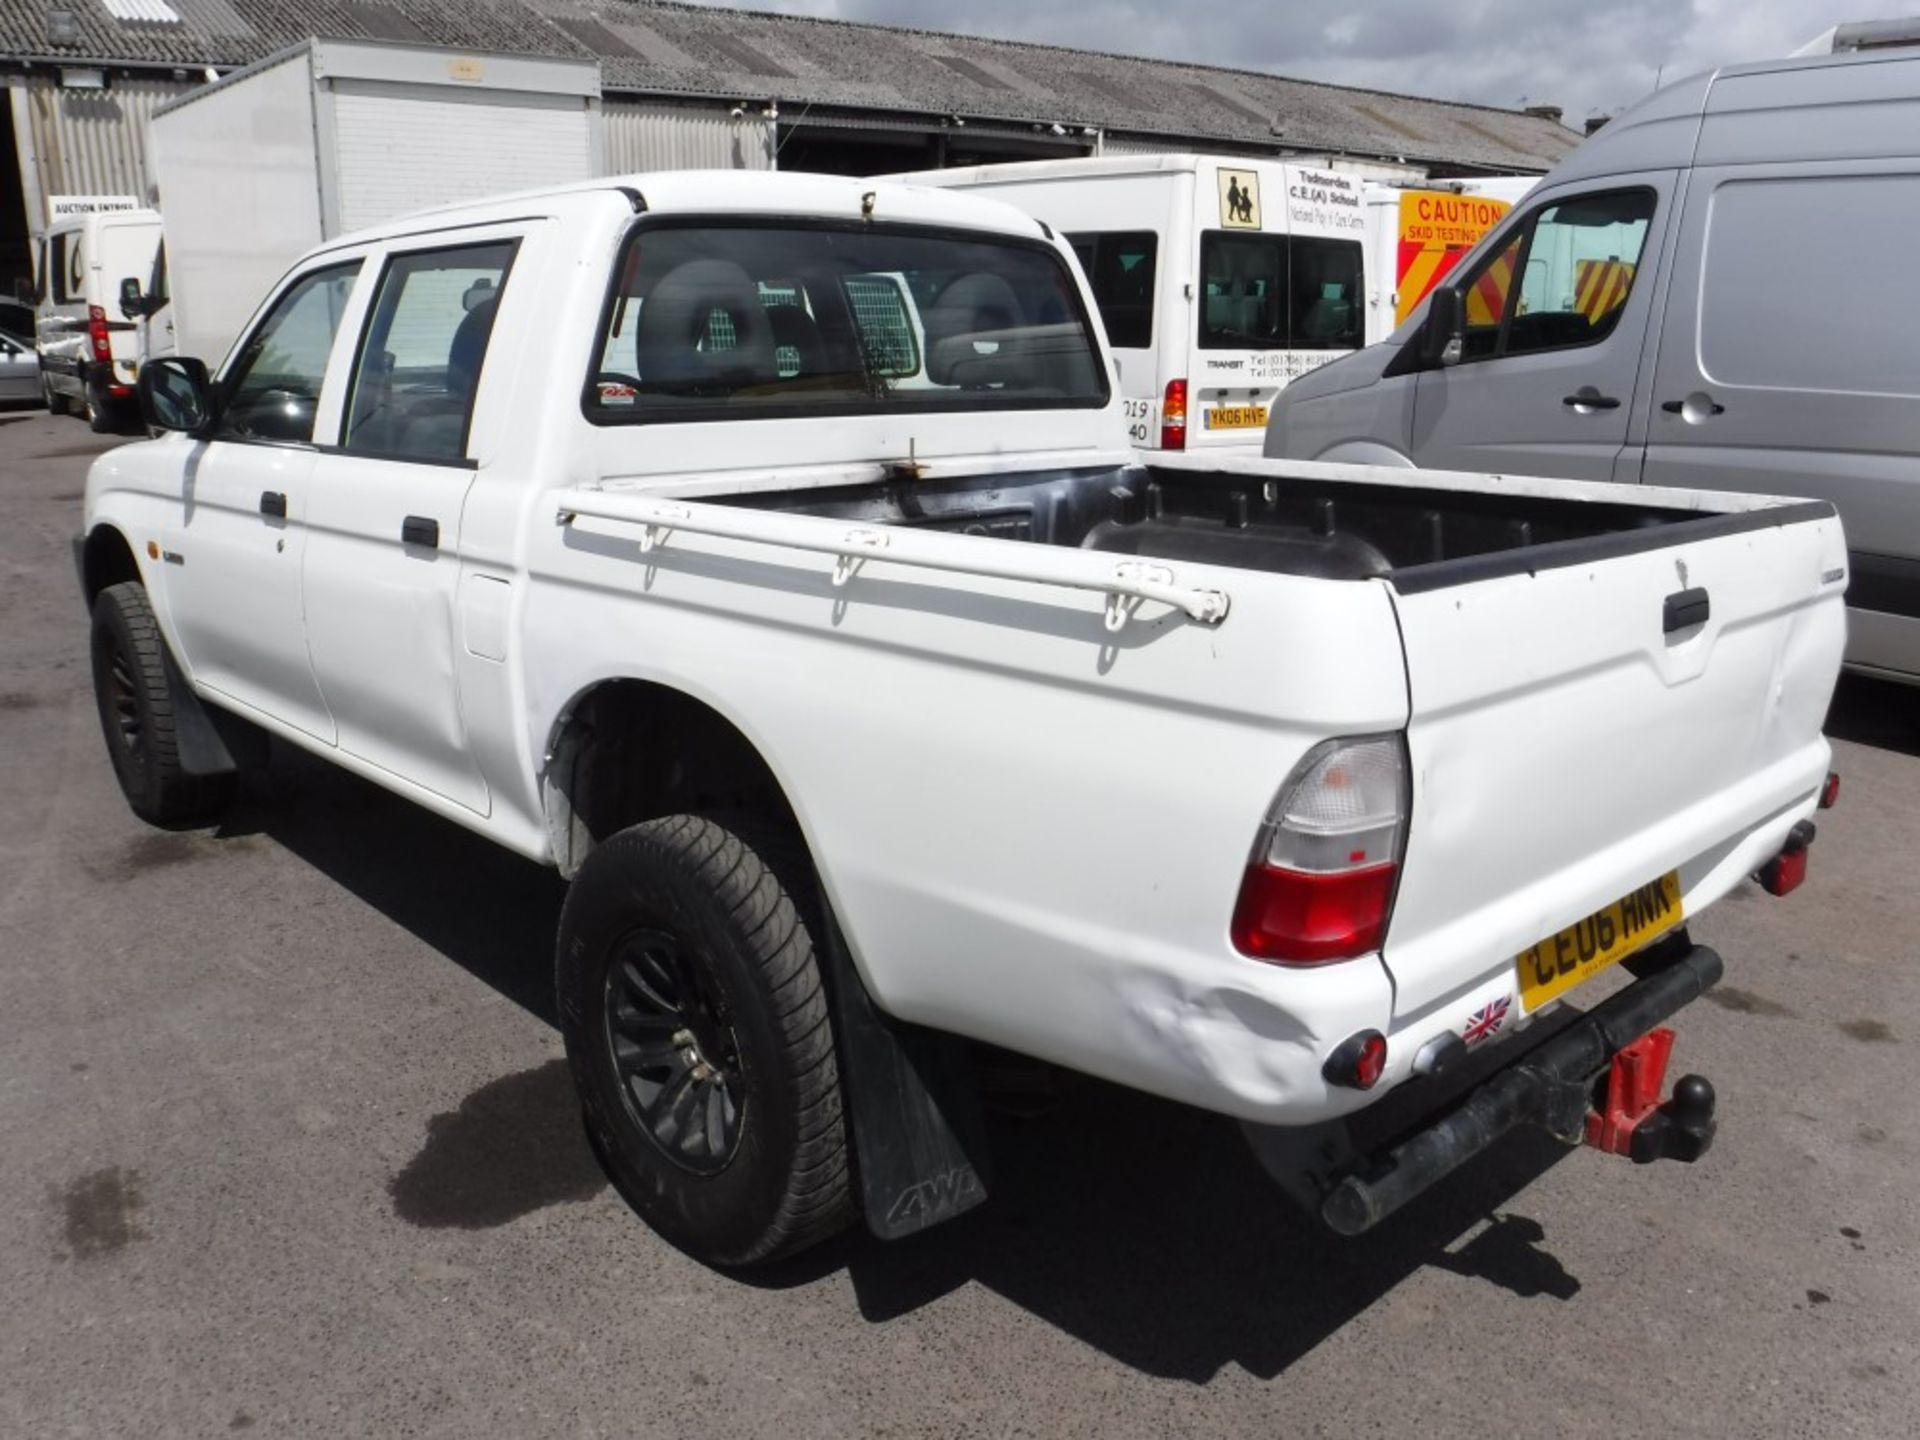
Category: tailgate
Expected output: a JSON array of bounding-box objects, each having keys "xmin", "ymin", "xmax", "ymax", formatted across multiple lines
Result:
[{"xmin": 1381, "ymin": 503, "xmax": 1847, "ymax": 1020}]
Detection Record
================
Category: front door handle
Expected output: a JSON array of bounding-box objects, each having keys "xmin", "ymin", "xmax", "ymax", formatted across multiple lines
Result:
[
  {"xmin": 1562, "ymin": 391, "xmax": 1621, "ymax": 410},
  {"xmin": 259, "ymin": 490, "xmax": 287, "ymax": 518},
  {"xmin": 401, "ymin": 515, "xmax": 440, "ymax": 550}
]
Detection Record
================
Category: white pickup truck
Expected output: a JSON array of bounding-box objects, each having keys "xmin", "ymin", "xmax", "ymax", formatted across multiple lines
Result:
[{"xmin": 78, "ymin": 171, "xmax": 1846, "ymax": 1267}]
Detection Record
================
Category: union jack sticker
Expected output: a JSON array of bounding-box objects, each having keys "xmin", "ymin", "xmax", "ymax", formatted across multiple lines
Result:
[{"xmin": 1463, "ymin": 996, "xmax": 1512, "ymax": 1046}]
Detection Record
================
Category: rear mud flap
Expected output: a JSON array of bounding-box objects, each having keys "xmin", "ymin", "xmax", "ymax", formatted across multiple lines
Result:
[{"xmin": 815, "ymin": 901, "xmax": 992, "ymax": 1240}]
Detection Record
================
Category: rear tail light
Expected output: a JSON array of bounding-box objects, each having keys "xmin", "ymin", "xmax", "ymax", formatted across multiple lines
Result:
[
  {"xmin": 1160, "ymin": 378, "xmax": 1187, "ymax": 450},
  {"xmin": 1231, "ymin": 735, "xmax": 1409, "ymax": 964},
  {"xmin": 1820, "ymin": 771, "xmax": 1840, "ymax": 809},
  {"xmin": 87, "ymin": 304, "xmax": 112, "ymax": 363}
]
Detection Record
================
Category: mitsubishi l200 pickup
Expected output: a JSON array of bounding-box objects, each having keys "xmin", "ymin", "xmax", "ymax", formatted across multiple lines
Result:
[{"xmin": 77, "ymin": 171, "xmax": 1845, "ymax": 1266}]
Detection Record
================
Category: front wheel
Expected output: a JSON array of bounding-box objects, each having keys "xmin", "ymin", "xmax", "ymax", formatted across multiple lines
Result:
[
  {"xmin": 556, "ymin": 814, "xmax": 853, "ymax": 1267},
  {"xmin": 89, "ymin": 582, "xmax": 234, "ymax": 825}
]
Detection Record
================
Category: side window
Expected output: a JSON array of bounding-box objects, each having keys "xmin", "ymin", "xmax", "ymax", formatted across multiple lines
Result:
[
  {"xmin": 1064, "ymin": 231, "xmax": 1159, "ymax": 349},
  {"xmin": 218, "ymin": 261, "xmax": 362, "ymax": 444},
  {"xmin": 343, "ymin": 240, "xmax": 516, "ymax": 462},
  {"xmin": 1458, "ymin": 189, "xmax": 1656, "ymax": 361},
  {"xmin": 33, "ymin": 238, "xmax": 47, "ymax": 305},
  {"xmin": 53, "ymin": 233, "xmax": 83, "ymax": 303},
  {"xmin": 149, "ymin": 243, "xmax": 169, "ymax": 308}
]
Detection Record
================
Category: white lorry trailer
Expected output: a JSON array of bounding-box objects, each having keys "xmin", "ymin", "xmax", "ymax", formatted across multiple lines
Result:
[
  {"xmin": 139, "ymin": 37, "xmax": 602, "ymax": 367},
  {"xmin": 79, "ymin": 171, "xmax": 1844, "ymax": 1267}
]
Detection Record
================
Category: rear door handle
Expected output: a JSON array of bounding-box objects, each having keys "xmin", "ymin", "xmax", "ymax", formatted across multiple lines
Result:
[
  {"xmin": 1661, "ymin": 397, "xmax": 1725, "ymax": 415},
  {"xmin": 1664, "ymin": 586, "xmax": 1711, "ymax": 634},
  {"xmin": 258, "ymin": 490, "xmax": 287, "ymax": 518},
  {"xmin": 401, "ymin": 515, "xmax": 440, "ymax": 550},
  {"xmin": 1562, "ymin": 392, "xmax": 1621, "ymax": 410}
]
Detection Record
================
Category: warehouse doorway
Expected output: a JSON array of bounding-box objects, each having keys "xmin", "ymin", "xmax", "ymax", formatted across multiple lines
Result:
[{"xmin": 0, "ymin": 97, "xmax": 32, "ymax": 309}]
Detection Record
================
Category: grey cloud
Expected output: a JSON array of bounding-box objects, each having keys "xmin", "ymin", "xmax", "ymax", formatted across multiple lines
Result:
[{"xmin": 682, "ymin": 0, "xmax": 1917, "ymax": 121}]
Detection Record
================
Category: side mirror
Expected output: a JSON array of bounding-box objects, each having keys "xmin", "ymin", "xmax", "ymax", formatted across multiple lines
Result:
[
  {"xmin": 119, "ymin": 276, "xmax": 146, "ymax": 320},
  {"xmin": 138, "ymin": 356, "xmax": 215, "ymax": 434},
  {"xmin": 1418, "ymin": 286, "xmax": 1465, "ymax": 369}
]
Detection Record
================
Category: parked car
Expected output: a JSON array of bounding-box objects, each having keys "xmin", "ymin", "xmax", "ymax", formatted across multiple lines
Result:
[
  {"xmin": 0, "ymin": 329, "xmax": 39, "ymax": 403},
  {"xmin": 1264, "ymin": 46, "xmax": 1920, "ymax": 683},
  {"xmin": 79, "ymin": 171, "xmax": 1843, "ymax": 1267},
  {"xmin": 33, "ymin": 206, "xmax": 163, "ymax": 431}
]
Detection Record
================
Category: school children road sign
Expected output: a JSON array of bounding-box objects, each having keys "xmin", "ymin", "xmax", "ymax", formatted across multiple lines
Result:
[{"xmin": 1218, "ymin": 169, "xmax": 1261, "ymax": 229}]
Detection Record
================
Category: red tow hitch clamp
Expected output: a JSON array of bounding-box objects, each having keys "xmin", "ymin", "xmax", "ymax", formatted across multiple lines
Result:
[{"xmin": 1583, "ymin": 1027, "xmax": 1718, "ymax": 1164}]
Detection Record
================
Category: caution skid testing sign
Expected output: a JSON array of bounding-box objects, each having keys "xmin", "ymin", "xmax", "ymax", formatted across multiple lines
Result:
[{"xmin": 1394, "ymin": 190, "xmax": 1513, "ymax": 326}]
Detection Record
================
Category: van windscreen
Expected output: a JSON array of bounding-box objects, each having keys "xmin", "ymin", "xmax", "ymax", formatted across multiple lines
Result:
[
  {"xmin": 586, "ymin": 221, "xmax": 1109, "ymax": 423},
  {"xmin": 1199, "ymin": 232, "xmax": 1362, "ymax": 351}
]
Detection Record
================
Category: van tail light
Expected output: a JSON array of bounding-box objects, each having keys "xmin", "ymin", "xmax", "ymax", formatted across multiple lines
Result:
[
  {"xmin": 1160, "ymin": 378, "xmax": 1187, "ymax": 450},
  {"xmin": 1231, "ymin": 735, "xmax": 1409, "ymax": 964},
  {"xmin": 1820, "ymin": 771, "xmax": 1840, "ymax": 809},
  {"xmin": 87, "ymin": 304, "xmax": 113, "ymax": 363}
]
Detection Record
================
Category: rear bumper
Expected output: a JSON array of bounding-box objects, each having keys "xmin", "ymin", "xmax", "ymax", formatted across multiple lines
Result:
[{"xmin": 1318, "ymin": 936, "xmax": 1723, "ymax": 1235}]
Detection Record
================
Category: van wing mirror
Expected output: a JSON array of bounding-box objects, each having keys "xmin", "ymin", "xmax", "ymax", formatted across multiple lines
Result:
[
  {"xmin": 138, "ymin": 356, "xmax": 215, "ymax": 434},
  {"xmin": 119, "ymin": 276, "xmax": 146, "ymax": 320},
  {"xmin": 1418, "ymin": 286, "xmax": 1465, "ymax": 369}
]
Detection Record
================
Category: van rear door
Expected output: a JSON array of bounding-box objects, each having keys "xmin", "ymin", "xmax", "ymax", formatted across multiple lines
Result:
[
  {"xmin": 1190, "ymin": 163, "xmax": 1365, "ymax": 451},
  {"xmin": 1379, "ymin": 493, "xmax": 1846, "ymax": 1020},
  {"xmin": 1407, "ymin": 173, "xmax": 1676, "ymax": 482}
]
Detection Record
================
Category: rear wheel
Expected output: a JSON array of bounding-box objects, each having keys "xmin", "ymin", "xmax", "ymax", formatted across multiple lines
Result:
[
  {"xmin": 89, "ymin": 582, "xmax": 234, "ymax": 825},
  {"xmin": 42, "ymin": 373, "xmax": 69, "ymax": 416},
  {"xmin": 557, "ymin": 814, "xmax": 853, "ymax": 1267},
  {"xmin": 85, "ymin": 378, "xmax": 120, "ymax": 434}
]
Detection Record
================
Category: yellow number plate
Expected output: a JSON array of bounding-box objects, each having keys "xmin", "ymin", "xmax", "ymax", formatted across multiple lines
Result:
[
  {"xmin": 1516, "ymin": 871, "xmax": 1684, "ymax": 1012},
  {"xmin": 1205, "ymin": 405, "xmax": 1269, "ymax": 430}
]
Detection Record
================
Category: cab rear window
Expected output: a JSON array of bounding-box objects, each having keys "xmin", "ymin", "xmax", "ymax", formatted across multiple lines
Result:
[{"xmin": 587, "ymin": 220, "xmax": 1108, "ymax": 423}]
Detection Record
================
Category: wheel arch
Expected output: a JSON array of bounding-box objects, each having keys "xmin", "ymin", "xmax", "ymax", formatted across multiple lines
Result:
[
  {"xmin": 79, "ymin": 522, "xmax": 144, "ymax": 608},
  {"xmin": 539, "ymin": 675, "xmax": 811, "ymax": 882}
]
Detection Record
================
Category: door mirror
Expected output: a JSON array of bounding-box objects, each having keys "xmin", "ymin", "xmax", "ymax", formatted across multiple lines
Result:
[
  {"xmin": 1419, "ymin": 287, "xmax": 1465, "ymax": 369},
  {"xmin": 138, "ymin": 356, "xmax": 215, "ymax": 433},
  {"xmin": 119, "ymin": 276, "xmax": 147, "ymax": 320}
]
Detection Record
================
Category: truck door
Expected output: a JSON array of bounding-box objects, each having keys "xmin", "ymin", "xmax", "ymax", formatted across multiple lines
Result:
[
  {"xmin": 1640, "ymin": 161, "xmax": 1920, "ymax": 671},
  {"xmin": 162, "ymin": 258, "xmax": 366, "ymax": 742},
  {"xmin": 1408, "ymin": 176, "xmax": 1675, "ymax": 481},
  {"xmin": 299, "ymin": 234, "xmax": 520, "ymax": 816}
]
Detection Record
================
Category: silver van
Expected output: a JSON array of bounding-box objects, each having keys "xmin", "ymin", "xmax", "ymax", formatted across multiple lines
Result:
[{"xmin": 1264, "ymin": 48, "xmax": 1920, "ymax": 682}]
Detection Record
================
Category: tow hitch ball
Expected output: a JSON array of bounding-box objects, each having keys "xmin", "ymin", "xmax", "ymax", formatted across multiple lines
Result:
[{"xmin": 1582, "ymin": 1027, "xmax": 1716, "ymax": 1164}]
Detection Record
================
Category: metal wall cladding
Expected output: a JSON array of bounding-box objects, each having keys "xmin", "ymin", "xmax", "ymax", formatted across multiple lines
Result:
[
  {"xmin": 602, "ymin": 99, "xmax": 772, "ymax": 173},
  {"xmin": 20, "ymin": 74, "xmax": 197, "ymax": 210}
]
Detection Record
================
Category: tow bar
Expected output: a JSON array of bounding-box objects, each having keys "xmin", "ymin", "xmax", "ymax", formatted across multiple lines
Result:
[{"xmin": 1321, "ymin": 939, "xmax": 1722, "ymax": 1236}]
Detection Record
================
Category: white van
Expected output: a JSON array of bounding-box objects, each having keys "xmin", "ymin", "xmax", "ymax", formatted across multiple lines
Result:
[
  {"xmin": 1264, "ymin": 47, "xmax": 1920, "ymax": 682},
  {"xmin": 34, "ymin": 206, "xmax": 164, "ymax": 430},
  {"xmin": 892, "ymin": 155, "xmax": 1371, "ymax": 452}
]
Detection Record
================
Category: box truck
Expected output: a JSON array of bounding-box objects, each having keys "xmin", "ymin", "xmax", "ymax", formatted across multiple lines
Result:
[{"xmin": 140, "ymin": 38, "xmax": 602, "ymax": 367}]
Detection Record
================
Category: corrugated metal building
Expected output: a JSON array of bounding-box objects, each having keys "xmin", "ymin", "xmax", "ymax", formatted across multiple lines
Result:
[{"xmin": 0, "ymin": 0, "xmax": 1582, "ymax": 292}]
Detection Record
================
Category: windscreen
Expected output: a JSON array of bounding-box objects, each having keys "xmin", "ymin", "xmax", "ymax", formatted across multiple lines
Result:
[{"xmin": 587, "ymin": 221, "xmax": 1109, "ymax": 422}]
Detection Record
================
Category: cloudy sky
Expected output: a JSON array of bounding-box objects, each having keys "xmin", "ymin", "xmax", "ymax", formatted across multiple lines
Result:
[{"xmin": 682, "ymin": 0, "xmax": 1909, "ymax": 121}]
